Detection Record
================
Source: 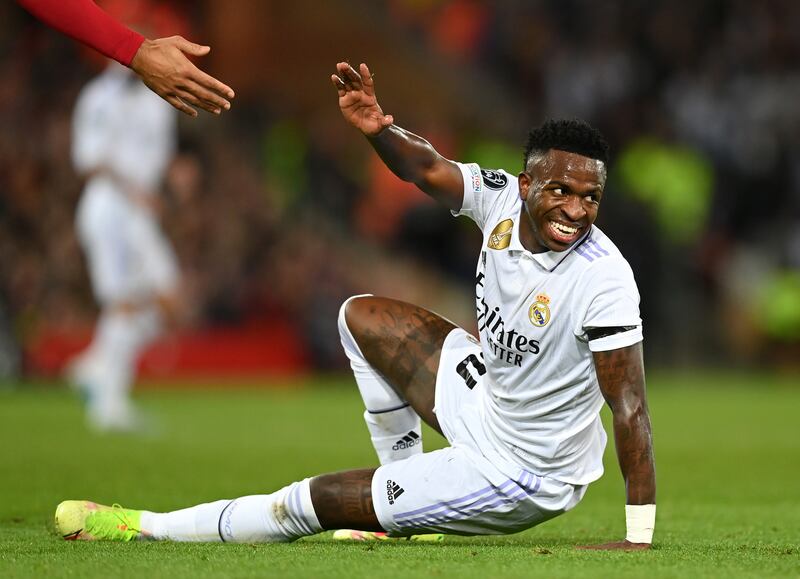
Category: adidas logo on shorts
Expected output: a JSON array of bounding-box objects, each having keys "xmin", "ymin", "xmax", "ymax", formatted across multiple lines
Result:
[
  {"xmin": 386, "ymin": 480, "xmax": 405, "ymax": 505},
  {"xmin": 392, "ymin": 431, "xmax": 420, "ymax": 451}
]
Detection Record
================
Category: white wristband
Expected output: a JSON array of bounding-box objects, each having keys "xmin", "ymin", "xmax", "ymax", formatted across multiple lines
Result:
[{"xmin": 625, "ymin": 504, "xmax": 656, "ymax": 544}]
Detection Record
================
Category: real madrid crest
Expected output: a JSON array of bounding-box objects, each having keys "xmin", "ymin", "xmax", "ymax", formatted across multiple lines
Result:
[{"xmin": 529, "ymin": 293, "xmax": 551, "ymax": 327}]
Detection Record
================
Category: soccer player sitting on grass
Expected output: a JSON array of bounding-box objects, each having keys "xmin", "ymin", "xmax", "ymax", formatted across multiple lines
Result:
[{"xmin": 55, "ymin": 61, "xmax": 656, "ymax": 550}]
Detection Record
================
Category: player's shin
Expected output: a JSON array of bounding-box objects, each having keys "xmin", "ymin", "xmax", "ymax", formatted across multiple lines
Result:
[
  {"xmin": 141, "ymin": 479, "xmax": 322, "ymax": 542},
  {"xmin": 141, "ymin": 499, "xmax": 231, "ymax": 542},
  {"xmin": 339, "ymin": 296, "xmax": 423, "ymax": 465},
  {"xmin": 364, "ymin": 407, "xmax": 422, "ymax": 464}
]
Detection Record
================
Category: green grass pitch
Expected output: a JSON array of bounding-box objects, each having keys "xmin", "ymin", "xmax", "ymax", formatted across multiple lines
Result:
[{"xmin": 1, "ymin": 372, "xmax": 798, "ymax": 578}]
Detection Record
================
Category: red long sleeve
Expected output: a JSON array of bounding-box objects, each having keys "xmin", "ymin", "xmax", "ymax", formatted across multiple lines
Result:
[{"xmin": 16, "ymin": 0, "xmax": 145, "ymax": 66}]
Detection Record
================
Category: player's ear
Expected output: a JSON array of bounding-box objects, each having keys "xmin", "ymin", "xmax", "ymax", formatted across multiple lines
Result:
[{"xmin": 518, "ymin": 171, "xmax": 532, "ymax": 201}]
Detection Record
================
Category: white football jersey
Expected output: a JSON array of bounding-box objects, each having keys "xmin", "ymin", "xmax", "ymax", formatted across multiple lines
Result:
[
  {"xmin": 72, "ymin": 63, "xmax": 176, "ymax": 193},
  {"xmin": 453, "ymin": 162, "xmax": 643, "ymax": 485}
]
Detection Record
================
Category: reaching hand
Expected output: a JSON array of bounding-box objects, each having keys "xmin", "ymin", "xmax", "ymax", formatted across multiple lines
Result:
[
  {"xmin": 577, "ymin": 540, "xmax": 651, "ymax": 551},
  {"xmin": 332, "ymin": 62, "xmax": 393, "ymax": 136},
  {"xmin": 130, "ymin": 36, "xmax": 235, "ymax": 117}
]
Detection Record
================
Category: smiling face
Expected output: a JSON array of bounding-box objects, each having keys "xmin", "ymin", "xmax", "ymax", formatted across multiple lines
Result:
[{"xmin": 517, "ymin": 149, "xmax": 606, "ymax": 253}]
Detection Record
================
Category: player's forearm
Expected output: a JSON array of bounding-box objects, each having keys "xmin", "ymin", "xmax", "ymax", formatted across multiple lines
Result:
[
  {"xmin": 613, "ymin": 408, "xmax": 656, "ymax": 505},
  {"xmin": 368, "ymin": 125, "xmax": 441, "ymax": 184},
  {"xmin": 593, "ymin": 344, "xmax": 656, "ymax": 504},
  {"xmin": 367, "ymin": 125, "xmax": 462, "ymax": 210},
  {"xmin": 16, "ymin": 0, "xmax": 144, "ymax": 66}
]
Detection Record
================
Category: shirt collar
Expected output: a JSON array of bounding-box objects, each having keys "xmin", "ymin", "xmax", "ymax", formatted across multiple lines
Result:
[{"xmin": 508, "ymin": 215, "xmax": 592, "ymax": 272}]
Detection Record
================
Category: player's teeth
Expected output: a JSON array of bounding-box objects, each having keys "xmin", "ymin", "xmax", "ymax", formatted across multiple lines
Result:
[{"xmin": 551, "ymin": 221, "xmax": 577, "ymax": 234}]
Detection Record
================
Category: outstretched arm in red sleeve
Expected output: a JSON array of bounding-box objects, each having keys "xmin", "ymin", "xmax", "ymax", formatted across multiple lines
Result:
[{"xmin": 15, "ymin": 0, "xmax": 235, "ymax": 117}]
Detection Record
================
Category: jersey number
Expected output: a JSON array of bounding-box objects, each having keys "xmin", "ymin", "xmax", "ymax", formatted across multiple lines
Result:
[{"xmin": 456, "ymin": 354, "xmax": 486, "ymax": 390}]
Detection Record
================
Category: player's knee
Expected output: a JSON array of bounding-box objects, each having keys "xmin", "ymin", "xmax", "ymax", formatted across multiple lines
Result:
[{"xmin": 338, "ymin": 294, "xmax": 372, "ymax": 343}]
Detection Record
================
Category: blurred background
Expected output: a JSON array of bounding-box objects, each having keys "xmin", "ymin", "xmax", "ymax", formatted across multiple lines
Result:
[{"xmin": 1, "ymin": 0, "xmax": 799, "ymax": 384}]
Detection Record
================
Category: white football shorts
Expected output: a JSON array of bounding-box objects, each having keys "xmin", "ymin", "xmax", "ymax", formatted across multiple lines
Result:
[
  {"xmin": 372, "ymin": 328, "xmax": 587, "ymax": 536},
  {"xmin": 76, "ymin": 181, "xmax": 178, "ymax": 305}
]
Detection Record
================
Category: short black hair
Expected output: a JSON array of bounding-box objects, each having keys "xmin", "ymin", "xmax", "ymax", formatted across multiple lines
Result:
[{"xmin": 523, "ymin": 119, "xmax": 609, "ymax": 169}]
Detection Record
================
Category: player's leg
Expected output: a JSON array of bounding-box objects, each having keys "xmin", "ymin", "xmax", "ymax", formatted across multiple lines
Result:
[
  {"xmin": 69, "ymin": 194, "xmax": 152, "ymax": 430},
  {"xmin": 85, "ymin": 210, "xmax": 178, "ymax": 431},
  {"xmin": 344, "ymin": 295, "xmax": 456, "ymax": 432},
  {"xmin": 310, "ymin": 469, "xmax": 382, "ymax": 531},
  {"xmin": 339, "ymin": 295, "xmax": 456, "ymax": 466},
  {"xmin": 82, "ymin": 304, "xmax": 160, "ymax": 430},
  {"xmin": 55, "ymin": 468, "xmax": 379, "ymax": 542}
]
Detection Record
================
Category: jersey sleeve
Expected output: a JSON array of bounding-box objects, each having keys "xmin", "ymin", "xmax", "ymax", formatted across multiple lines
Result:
[
  {"xmin": 16, "ymin": 0, "xmax": 144, "ymax": 66},
  {"xmin": 452, "ymin": 162, "xmax": 514, "ymax": 230},
  {"xmin": 578, "ymin": 259, "xmax": 643, "ymax": 352},
  {"xmin": 452, "ymin": 162, "xmax": 486, "ymax": 227}
]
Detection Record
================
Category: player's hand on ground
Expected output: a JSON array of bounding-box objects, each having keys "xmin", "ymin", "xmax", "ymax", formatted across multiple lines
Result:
[
  {"xmin": 577, "ymin": 540, "xmax": 651, "ymax": 551},
  {"xmin": 130, "ymin": 36, "xmax": 235, "ymax": 117},
  {"xmin": 332, "ymin": 62, "xmax": 393, "ymax": 136}
]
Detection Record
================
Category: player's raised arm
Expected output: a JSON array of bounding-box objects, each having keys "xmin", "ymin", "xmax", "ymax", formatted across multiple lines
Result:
[
  {"xmin": 15, "ymin": 0, "xmax": 234, "ymax": 117},
  {"xmin": 581, "ymin": 342, "xmax": 656, "ymax": 550},
  {"xmin": 332, "ymin": 61, "xmax": 464, "ymax": 211}
]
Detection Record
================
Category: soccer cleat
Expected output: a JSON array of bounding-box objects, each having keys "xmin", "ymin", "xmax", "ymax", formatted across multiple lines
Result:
[
  {"xmin": 55, "ymin": 500, "xmax": 142, "ymax": 541},
  {"xmin": 332, "ymin": 529, "xmax": 443, "ymax": 542}
]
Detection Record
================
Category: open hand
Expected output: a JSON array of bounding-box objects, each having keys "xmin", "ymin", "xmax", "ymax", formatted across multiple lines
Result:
[
  {"xmin": 577, "ymin": 540, "xmax": 651, "ymax": 551},
  {"xmin": 130, "ymin": 36, "xmax": 235, "ymax": 117},
  {"xmin": 332, "ymin": 62, "xmax": 393, "ymax": 136}
]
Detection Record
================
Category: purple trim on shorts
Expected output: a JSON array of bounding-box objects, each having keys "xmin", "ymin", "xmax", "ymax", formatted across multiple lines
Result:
[
  {"xmin": 398, "ymin": 487, "xmax": 530, "ymax": 528},
  {"xmin": 397, "ymin": 483, "xmax": 525, "ymax": 526},
  {"xmin": 519, "ymin": 470, "xmax": 542, "ymax": 495},
  {"xmin": 393, "ymin": 478, "xmax": 517, "ymax": 520},
  {"xmin": 394, "ymin": 471, "xmax": 541, "ymax": 528},
  {"xmin": 397, "ymin": 472, "xmax": 544, "ymax": 529}
]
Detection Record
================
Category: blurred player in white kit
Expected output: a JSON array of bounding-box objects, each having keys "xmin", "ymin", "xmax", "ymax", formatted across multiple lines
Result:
[{"xmin": 67, "ymin": 58, "xmax": 179, "ymax": 432}]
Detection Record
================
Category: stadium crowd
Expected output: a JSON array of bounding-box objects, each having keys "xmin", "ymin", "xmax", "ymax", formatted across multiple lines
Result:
[{"xmin": 1, "ymin": 0, "xmax": 798, "ymax": 377}]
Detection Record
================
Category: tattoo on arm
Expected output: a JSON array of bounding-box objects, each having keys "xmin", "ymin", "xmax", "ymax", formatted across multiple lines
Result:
[{"xmin": 593, "ymin": 343, "xmax": 656, "ymax": 505}]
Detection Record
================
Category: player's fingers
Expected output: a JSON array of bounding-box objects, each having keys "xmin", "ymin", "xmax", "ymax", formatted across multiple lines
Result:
[
  {"xmin": 176, "ymin": 88, "xmax": 221, "ymax": 115},
  {"xmin": 335, "ymin": 61, "xmax": 351, "ymax": 78},
  {"xmin": 173, "ymin": 35, "xmax": 211, "ymax": 57},
  {"xmin": 186, "ymin": 65, "xmax": 236, "ymax": 101},
  {"xmin": 182, "ymin": 78, "xmax": 230, "ymax": 111},
  {"xmin": 338, "ymin": 62, "xmax": 363, "ymax": 91},
  {"xmin": 335, "ymin": 62, "xmax": 358, "ymax": 89},
  {"xmin": 331, "ymin": 74, "xmax": 347, "ymax": 96},
  {"xmin": 359, "ymin": 63, "xmax": 376, "ymax": 96},
  {"xmin": 164, "ymin": 94, "xmax": 198, "ymax": 117}
]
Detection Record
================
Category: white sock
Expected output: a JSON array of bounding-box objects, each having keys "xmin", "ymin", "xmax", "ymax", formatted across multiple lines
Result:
[
  {"xmin": 89, "ymin": 308, "xmax": 160, "ymax": 417},
  {"xmin": 141, "ymin": 479, "xmax": 322, "ymax": 543},
  {"xmin": 142, "ymin": 499, "xmax": 231, "ymax": 542},
  {"xmin": 339, "ymin": 296, "xmax": 423, "ymax": 465}
]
